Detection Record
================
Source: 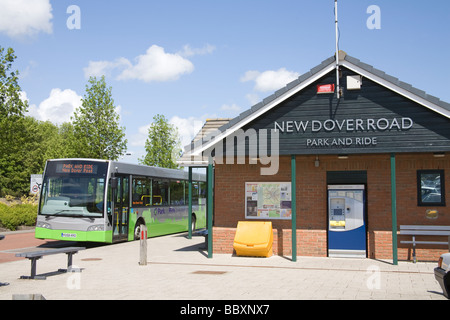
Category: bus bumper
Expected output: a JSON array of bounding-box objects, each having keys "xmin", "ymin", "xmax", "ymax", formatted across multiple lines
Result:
[{"xmin": 35, "ymin": 227, "xmax": 112, "ymax": 243}]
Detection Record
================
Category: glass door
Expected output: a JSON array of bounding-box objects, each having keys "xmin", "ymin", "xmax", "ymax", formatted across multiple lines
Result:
[
  {"xmin": 113, "ymin": 175, "xmax": 130, "ymax": 242},
  {"xmin": 327, "ymin": 185, "xmax": 366, "ymax": 258}
]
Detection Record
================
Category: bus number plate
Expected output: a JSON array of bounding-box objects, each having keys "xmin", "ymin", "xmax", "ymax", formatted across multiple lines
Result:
[{"xmin": 61, "ymin": 233, "xmax": 77, "ymax": 238}]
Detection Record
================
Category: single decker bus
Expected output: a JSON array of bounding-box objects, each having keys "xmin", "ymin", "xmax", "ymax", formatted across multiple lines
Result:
[{"xmin": 35, "ymin": 159, "xmax": 206, "ymax": 243}]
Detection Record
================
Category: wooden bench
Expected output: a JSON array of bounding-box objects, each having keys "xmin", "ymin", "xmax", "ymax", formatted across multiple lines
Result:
[
  {"xmin": 399, "ymin": 225, "xmax": 450, "ymax": 263},
  {"xmin": 15, "ymin": 247, "xmax": 85, "ymax": 280}
]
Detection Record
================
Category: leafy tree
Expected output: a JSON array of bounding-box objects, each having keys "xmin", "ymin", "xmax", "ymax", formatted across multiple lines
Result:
[
  {"xmin": 0, "ymin": 47, "xmax": 28, "ymax": 119},
  {"xmin": 72, "ymin": 76, "xmax": 127, "ymax": 160},
  {"xmin": 27, "ymin": 120, "xmax": 77, "ymax": 170},
  {"xmin": 140, "ymin": 114, "xmax": 182, "ymax": 169},
  {"xmin": 0, "ymin": 47, "xmax": 29, "ymax": 195}
]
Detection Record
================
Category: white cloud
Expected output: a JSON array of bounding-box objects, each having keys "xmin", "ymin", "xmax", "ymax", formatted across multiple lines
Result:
[
  {"xmin": 131, "ymin": 114, "xmax": 211, "ymax": 150},
  {"xmin": 241, "ymin": 68, "xmax": 299, "ymax": 92},
  {"xmin": 220, "ymin": 103, "xmax": 241, "ymax": 113},
  {"xmin": 85, "ymin": 45, "xmax": 194, "ymax": 82},
  {"xmin": 117, "ymin": 45, "xmax": 194, "ymax": 82},
  {"xmin": 83, "ymin": 58, "xmax": 131, "ymax": 79},
  {"xmin": 245, "ymin": 93, "xmax": 260, "ymax": 106},
  {"xmin": 240, "ymin": 70, "xmax": 260, "ymax": 83},
  {"xmin": 84, "ymin": 44, "xmax": 216, "ymax": 82},
  {"xmin": 169, "ymin": 115, "xmax": 206, "ymax": 148},
  {"xmin": 26, "ymin": 88, "xmax": 82, "ymax": 125},
  {"xmin": 178, "ymin": 44, "xmax": 216, "ymax": 57},
  {"xmin": 0, "ymin": 0, "xmax": 52, "ymax": 38},
  {"xmin": 130, "ymin": 124, "xmax": 151, "ymax": 148}
]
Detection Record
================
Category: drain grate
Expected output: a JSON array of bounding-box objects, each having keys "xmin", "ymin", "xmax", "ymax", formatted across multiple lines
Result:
[
  {"xmin": 191, "ymin": 270, "xmax": 227, "ymax": 275},
  {"xmin": 81, "ymin": 258, "xmax": 102, "ymax": 261}
]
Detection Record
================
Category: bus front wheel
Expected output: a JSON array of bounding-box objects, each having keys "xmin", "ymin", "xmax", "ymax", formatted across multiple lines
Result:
[
  {"xmin": 134, "ymin": 220, "xmax": 146, "ymax": 240},
  {"xmin": 191, "ymin": 214, "xmax": 196, "ymax": 232}
]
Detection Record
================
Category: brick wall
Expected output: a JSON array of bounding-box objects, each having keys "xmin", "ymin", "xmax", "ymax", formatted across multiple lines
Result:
[{"xmin": 212, "ymin": 153, "xmax": 450, "ymax": 261}]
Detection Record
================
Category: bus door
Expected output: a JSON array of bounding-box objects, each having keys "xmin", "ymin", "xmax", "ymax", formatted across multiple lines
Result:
[{"xmin": 113, "ymin": 175, "xmax": 130, "ymax": 242}]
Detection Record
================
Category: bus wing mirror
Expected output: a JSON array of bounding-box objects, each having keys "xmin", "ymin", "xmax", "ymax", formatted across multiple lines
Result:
[{"xmin": 110, "ymin": 177, "xmax": 118, "ymax": 189}]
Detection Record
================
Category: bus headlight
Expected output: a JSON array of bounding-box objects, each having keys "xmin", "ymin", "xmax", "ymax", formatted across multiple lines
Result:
[
  {"xmin": 87, "ymin": 225, "xmax": 104, "ymax": 231},
  {"xmin": 37, "ymin": 222, "xmax": 52, "ymax": 229}
]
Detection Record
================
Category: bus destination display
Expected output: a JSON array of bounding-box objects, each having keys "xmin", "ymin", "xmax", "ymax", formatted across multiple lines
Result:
[{"xmin": 55, "ymin": 163, "xmax": 98, "ymax": 174}]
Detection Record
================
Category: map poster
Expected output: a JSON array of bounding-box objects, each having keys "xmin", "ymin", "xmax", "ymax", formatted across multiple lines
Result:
[{"xmin": 245, "ymin": 182, "xmax": 292, "ymax": 220}]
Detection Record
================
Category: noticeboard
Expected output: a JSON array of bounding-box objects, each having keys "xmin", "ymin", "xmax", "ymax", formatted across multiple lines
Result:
[{"xmin": 245, "ymin": 182, "xmax": 292, "ymax": 220}]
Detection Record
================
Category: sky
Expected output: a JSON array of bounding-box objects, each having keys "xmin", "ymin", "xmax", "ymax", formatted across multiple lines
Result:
[{"xmin": 1, "ymin": 0, "xmax": 449, "ymax": 164}]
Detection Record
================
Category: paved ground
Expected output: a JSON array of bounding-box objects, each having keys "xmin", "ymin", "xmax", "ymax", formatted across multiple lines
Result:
[{"xmin": 0, "ymin": 231, "xmax": 446, "ymax": 301}]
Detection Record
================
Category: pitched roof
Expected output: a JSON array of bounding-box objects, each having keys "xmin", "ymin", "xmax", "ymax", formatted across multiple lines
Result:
[
  {"xmin": 180, "ymin": 51, "xmax": 450, "ymax": 163},
  {"xmin": 178, "ymin": 118, "xmax": 232, "ymax": 166}
]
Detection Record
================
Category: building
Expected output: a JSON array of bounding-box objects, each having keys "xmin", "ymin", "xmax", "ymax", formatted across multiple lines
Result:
[{"xmin": 180, "ymin": 51, "xmax": 450, "ymax": 262}]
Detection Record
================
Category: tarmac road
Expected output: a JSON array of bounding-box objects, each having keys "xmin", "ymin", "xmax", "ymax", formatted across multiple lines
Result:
[
  {"xmin": 0, "ymin": 230, "xmax": 56, "ymax": 264},
  {"xmin": 0, "ymin": 229, "xmax": 106, "ymax": 264}
]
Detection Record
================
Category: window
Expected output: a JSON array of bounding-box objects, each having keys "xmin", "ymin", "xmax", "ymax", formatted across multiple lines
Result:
[
  {"xmin": 132, "ymin": 177, "xmax": 152, "ymax": 207},
  {"xmin": 199, "ymin": 181, "xmax": 206, "ymax": 199},
  {"xmin": 152, "ymin": 179, "xmax": 169, "ymax": 206},
  {"xmin": 417, "ymin": 170, "xmax": 445, "ymax": 206},
  {"xmin": 184, "ymin": 181, "xmax": 202, "ymax": 205},
  {"xmin": 170, "ymin": 180, "xmax": 185, "ymax": 205}
]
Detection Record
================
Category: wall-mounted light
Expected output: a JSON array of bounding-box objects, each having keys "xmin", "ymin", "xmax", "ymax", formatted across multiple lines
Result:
[
  {"xmin": 315, "ymin": 156, "xmax": 320, "ymax": 167},
  {"xmin": 426, "ymin": 209, "xmax": 438, "ymax": 220},
  {"xmin": 338, "ymin": 155, "xmax": 348, "ymax": 159},
  {"xmin": 433, "ymin": 152, "xmax": 445, "ymax": 158}
]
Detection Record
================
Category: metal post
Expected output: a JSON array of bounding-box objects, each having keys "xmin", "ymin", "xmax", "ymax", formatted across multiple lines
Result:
[
  {"xmin": 139, "ymin": 224, "xmax": 148, "ymax": 266},
  {"xmin": 334, "ymin": 0, "xmax": 340, "ymax": 99},
  {"xmin": 390, "ymin": 153, "xmax": 398, "ymax": 265},
  {"xmin": 30, "ymin": 258, "xmax": 38, "ymax": 279},
  {"xmin": 207, "ymin": 160, "xmax": 213, "ymax": 259},
  {"xmin": 291, "ymin": 155, "xmax": 297, "ymax": 262},
  {"xmin": 188, "ymin": 167, "xmax": 193, "ymax": 239},
  {"xmin": 67, "ymin": 252, "xmax": 74, "ymax": 272}
]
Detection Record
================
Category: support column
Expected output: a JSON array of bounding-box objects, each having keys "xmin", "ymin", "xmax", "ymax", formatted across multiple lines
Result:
[
  {"xmin": 207, "ymin": 159, "xmax": 213, "ymax": 259},
  {"xmin": 390, "ymin": 153, "xmax": 398, "ymax": 265},
  {"xmin": 291, "ymin": 155, "xmax": 297, "ymax": 262},
  {"xmin": 188, "ymin": 167, "xmax": 193, "ymax": 239}
]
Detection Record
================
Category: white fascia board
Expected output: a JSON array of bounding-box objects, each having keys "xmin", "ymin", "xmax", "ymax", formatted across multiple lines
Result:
[
  {"xmin": 191, "ymin": 62, "xmax": 336, "ymax": 156},
  {"xmin": 341, "ymin": 60, "xmax": 450, "ymax": 120},
  {"xmin": 176, "ymin": 160, "xmax": 208, "ymax": 167}
]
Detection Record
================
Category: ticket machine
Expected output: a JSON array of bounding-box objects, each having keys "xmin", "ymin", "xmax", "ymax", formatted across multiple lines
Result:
[{"xmin": 328, "ymin": 185, "xmax": 366, "ymax": 258}]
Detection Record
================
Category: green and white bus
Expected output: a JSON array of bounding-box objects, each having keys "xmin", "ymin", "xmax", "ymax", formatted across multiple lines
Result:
[{"xmin": 35, "ymin": 159, "xmax": 206, "ymax": 243}]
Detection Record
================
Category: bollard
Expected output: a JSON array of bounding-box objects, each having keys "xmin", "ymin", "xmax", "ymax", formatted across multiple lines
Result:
[{"xmin": 139, "ymin": 225, "xmax": 148, "ymax": 266}]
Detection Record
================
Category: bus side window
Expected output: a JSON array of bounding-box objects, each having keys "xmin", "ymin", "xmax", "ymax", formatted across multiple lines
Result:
[
  {"xmin": 152, "ymin": 179, "xmax": 168, "ymax": 206},
  {"xmin": 170, "ymin": 180, "xmax": 185, "ymax": 206},
  {"xmin": 132, "ymin": 177, "xmax": 151, "ymax": 207},
  {"xmin": 192, "ymin": 182, "xmax": 199, "ymax": 205}
]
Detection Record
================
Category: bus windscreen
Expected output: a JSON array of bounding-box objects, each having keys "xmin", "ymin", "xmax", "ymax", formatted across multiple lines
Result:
[{"xmin": 39, "ymin": 160, "xmax": 108, "ymax": 218}]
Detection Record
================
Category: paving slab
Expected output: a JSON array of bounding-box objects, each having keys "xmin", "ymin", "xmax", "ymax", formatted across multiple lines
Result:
[{"xmin": 0, "ymin": 232, "xmax": 446, "ymax": 301}]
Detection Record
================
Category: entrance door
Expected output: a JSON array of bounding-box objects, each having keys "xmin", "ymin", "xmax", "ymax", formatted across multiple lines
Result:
[
  {"xmin": 327, "ymin": 185, "xmax": 366, "ymax": 258},
  {"xmin": 113, "ymin": 175, "xmax": 129, "ymax": 242}
]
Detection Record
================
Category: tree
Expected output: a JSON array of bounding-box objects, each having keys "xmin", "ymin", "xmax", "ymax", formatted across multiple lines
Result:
[
  {"xmin": 72, "ymin": 76, "xmax": 127, "ymax": 160},
  {"xmin": 140, "ymin": 114, "xmax": 182, "ymax": 169},
  {"xmin": 0, "ymin": 47, "xmax": 28, "ymax": 119},
  {"xmin": 0, "ymin": 47, "xmax": 29, "ymax": 195}
]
